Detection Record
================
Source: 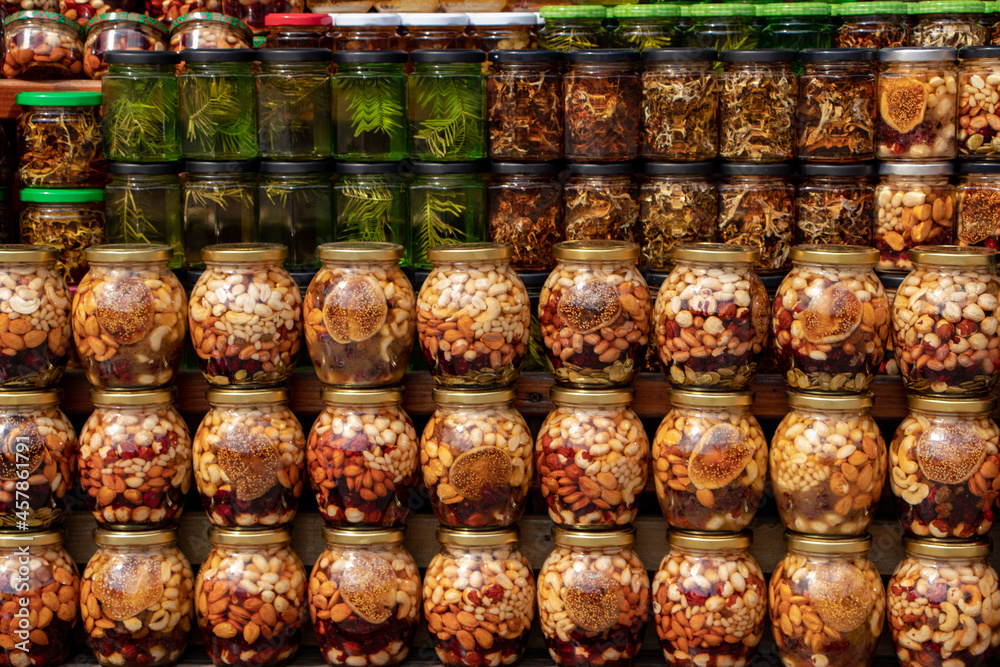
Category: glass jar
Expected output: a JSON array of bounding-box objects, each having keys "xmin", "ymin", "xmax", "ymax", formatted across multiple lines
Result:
[
  {"xmin": 168, "ymin": 11, "xmax": 254, "ymax": 50},
  {"xmin": 332, "ymin": 50, "xmax": 408, "ymax": 162},
  {"xmin": 2, "ymin": 11, "xmax": 85, "ymax": 79},
  {"xmin": 563, "ymin": 163, "xmax": 638, "ymax": 243},
  {"xmin": 178, "ymin": 49, "xmax": 257, "ymax": 160},
  {"xmin": 958, "ymin": 46, "xmax": 1000, "ymax": 157},
  {"xmin": 796, "ymin": 163, "xmax": 876, "ymax": 246},
  {"xmin": 400, "ymin": 13, "xmax": 469, "ymax": 51},
  {"xmin": 101, "ymin": 51, "xmax": 182, "ymax": 163},
  {"xmin": 408, "ymin": 50, "xmax": 486, "ymax": 162},
  {"xmin": 15, "ymin": 91, "xmax": 106, "ymax": 187},
  {"xmin": 653, "ymin": 530, "xmax": 767, "ymax": 667},
  {"xmin": 877, "ymin": 47, "xmax": 959, "ymax": 160},
  {"xmin": 311, "ymin": 527, "xmax": 421, "ymax": 667},
  {"xmin": 538, "ymin": 527, "xmax": 649, "ymax": 667},
  {"xmin": 564, "ymin": 50, "xmax": 640, "ymax": 163},
  {"xmin": 189, "ymin": 244, "xmax": 302, "ymax": 386},
  {"xmin": 19, "ymin": 188, "xmax": 105, "ymax": 285},
  {"xmin": 193, "ymin": 388, "xmax": 306, "ymax": 526},
  {"xmin": 537, "ymin": 5, "xmax": 607, "ymax": 51},
  {"xmin": 834, "ymin": 1, "xmax": 908, "ymax": 48},
  {"xmin": 104, "ymin": 162, "xmax": 184, "ymax": 269},
  {"xmin": 146, "ymin": 0, "xmax": 208, "ymax": 25},
  {"xmin": 425, "ymin": 527, "xmax": 535, "ymax": 667},
  {"xmin": 257, "ymin": 49, "xmax": 332, "ymax": 160},
  {"xmin": 83, "ymin": 12, "xmax": 168, "ymax": 80},
  {"xmin": 0, "ymin": 390, "xmax": 75, "ymax": 529},
  {"xmin": 758, "ymin": 2, "xmax": 834, "ymax": 50},
  {"xmin": 770, "ymin": 533, "xmax": 885, "ymax": 667},
  {"xmin": 72, "ymin": 244, "xmax": 187, "ymax": 388},
  {"xmin": 875, "ymin": 162, "xmax": 955, "ymax": 272},
  {"xmin": 487, "ymin": 49, "xmax": 563, "ymax": 161},
  {"xmin": 540, "ymin": 240, "xmax": 651, "ymax": 387},
  {"xmin": 182, "ymin": 161, "xmax": 259, "ymax": 267},
  {"xmin": 639, "ymin": 162, "xmax": 717, "ymax": 270},
  {"xmin": 537, "ymin": 387, "xmax": 648, "ymax": 526},
  {"xmin": 487, "ymin": 163, "xmax": 563, "ymax": 271},
  {"xmin": 308, "ymin": 0, "xmax": 370, "ymax": 12},
  {"xmin": 889, "ymin": 537, "xmax": 1000, "ymax": 667},
  {"xmin": 610, "ymin": 4, "xmax": 678, "ymax": 51},
  {"xmin": 654, "ymin": 243, "xmax": 769, "ymax": 389},
  {"xmin": 333, "ymin": 12, "xmax": 402, "ymax": 51},
  {"xmin": 332, "ymin": 163, "xmax": 408, "ymax": 247},
  {"xmin": 78, "ymin": 388, "xmax": 189, "ymax": 527},
  {"xmin": 717, "ymin": 162, "xmax": 795, "ymax": 274},
  {"xmin": 408, "ymin": 161, "xmax": 487, "ymax": 270},
  {"xmin": 195, "ymin": 527, "xmax": 306, "ymax": 667},
  {"xmin": 0, "ymin": 246, "xmax": 72, "ymax": 388},
  {"xmin": 797, "ymin": 49, "xmax": 877, "ymax": 162},
  {"xmin": 719, "ymin": 49, "xmax": 797, "ymax": 162},
  {"xmin": 912, "ymin": 1, "xmax": 987, "ymax": 48},
  {"xmin": 264, "ymin": 12, "xmax": 331, "ymax": 48},
  {"xmin": 440, "ymin": 0, "xmax": 503, "ymax": 10},
  {"xmin": 640, "ymin": 48, "xmax": 718, "ymax": 161},
  {"xmin": 652, "ymin": 389, "xmax": 767, "ymax": 531},
  {"xmin": 82, "ymin": 527, "xmax": 194, "ymax": 667},
  {"xmin": 258, "ymin": 160, "xmax": 334, "ymax": 272},
  {"xmin": 893, "ymin": 246, "xmax": 1000, "ymax": 395},
  {"xmin": 958, "ymin": 162, "xmax": 1000, "ymax": 248},
  {"xmin": 220, "ymin": 0, "xmax": 299, "ymax": 34},
  {"xmin": 470, "ymin": 12, "xmax": 535, "ymax": 52},
  {"xmin": 878, "ymin": 271, "xmax": 903, "ymax": 375},
  {"xmin": 685, "ymin": 4, "xmax": 757, "ymax": 52}
]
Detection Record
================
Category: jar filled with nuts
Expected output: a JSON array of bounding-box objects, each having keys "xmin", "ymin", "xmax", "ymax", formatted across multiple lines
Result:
[
  {"xmin": 538, "ymin": 526, "xmax": 649, "ymax": 667},
  {"xmin": 311, "ymin": 527, "xmax": 421, "ymax": 667},
  {"xmin": 168, "ymin": 11, "xmax": 254, "ymax": 50},
  {"xmin": 540, "ymin": 240, "xmax": 651, "ymax": 387},
  {"xmin": 652, "ymin": 389, "xmax": 768, "ymax": 531},
  {"xmin": 957, "ymin": 46, "xmax": 1000, "ymax": 157},
  {"xmin": 889, "ymin": 395, "xmax": 1000, "ymax": 538},
  {"xmin": 307, "ymin": 386, "xmax": 419, "ymax": 527},
  {"xmin": 332, "ymin": 12, "xmax": 402, "ymax": 51},
  {"xmin": 2, "ymin": 11, "xmax": 85, "ymax": 80},
  {"xmin": 771, "ymin": 391, "xmax": 887, "ymax": 535},
  {"xmin": 82, "ymin": 527, "xmax": 194, "ymax": 667},
  {"xmin": 421, "ymin": 387, "xmax": 532, "ymax": 528},
  {"xmin": 654, "ymin": 243, "xmax": 769, "ymax": 390},
  {"xmin": 0, "ymin": 390, "xmax": 76, "ymax": 530},
  {"xmin": 795, "ymin": 163, "xmax": 876, "ymax": 247},
  {"xmin": 769, "ymin": 533, "xmax": 886, "ymax": 667},
  {"xmin": 888, "ymin": 536, "xmax": 1000, "ymax": 667},
  {"xmin": 652, "ymin": 530, "xmax": 767, "ymax": 667},
  {"xmin": 78, "ymin": 388, "xmax": 191, "ymax": 528},
  {"xmin": 536, "ymin": 387, "xmax": 649, "ymax": 527},
  {"xmin": 146, "ymin": 0, "xmax": 211, "ymax": 26},
  {"xmin": 83, "ymin": 12, "xmax": 168, "ymax": 80},
  {"xmin": 958, "ymin": 162, "xmax": 1000, "ymax": 248},
  {"xmin": 0, "ymin": 530, "xmax": 79, "ymax": 667},
  {"xmin": 195, "ymin": 527, "xmax": 307, "ymax": 667},
  {"xmin": 878, "ymin": 272, "xmax": 904, "ymax": 376},
  {"xmin": 194, "ymin": 388, "xmax": 306, "ymax": 528},
  {"xmin": 892, "ymin": 245, "xmax": 1000, "ymax": 395},
  {"xmin": 417, "ymin": 243, "xmax": 530, "ymax": 388},
  {"xmin": 639, "ymin": 162, "xmax": 718, "ymax": 271},
  {"xmin": 72, "ymin": 244, "xmax": 188, "ymax": 389},
  {"xmin": 189, "ymin": 243, "xmax": 303, "ymax": 387},
  {"xmin": 717, "ymin": 162, "xmax": 796, "ymax": 274},
  {"xmin": 0, "ymin": 245, "xmax": 72, "ymax": 388},
  {"xmin": 875, "ymin": 162, "xmax": 956, "ymax": 272}
]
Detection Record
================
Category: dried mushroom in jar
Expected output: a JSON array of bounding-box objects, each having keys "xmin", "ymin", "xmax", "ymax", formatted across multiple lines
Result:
[
  {"xmin": 797, "ymin": 49, "xmax": 877, "ymax": 162},
  {"xmin": 640, "ymin": 48, "xmax": 718, "ymax": 161},
  {"xmin": 718, "ymin": 49, "xmax": 797, "ymax": 162},
  {"xmin": 638, "ymin": 162, "xmax": 717, "ymax": 271}
]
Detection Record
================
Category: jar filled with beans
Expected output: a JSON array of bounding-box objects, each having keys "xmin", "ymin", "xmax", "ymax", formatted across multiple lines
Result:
[{"xmin": 874, "ymin": 161, "xmax": 956, "ymax": 272}]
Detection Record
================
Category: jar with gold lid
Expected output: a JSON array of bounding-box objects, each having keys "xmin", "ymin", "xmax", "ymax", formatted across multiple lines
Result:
[
  {"xmin": 888, "ymin": 537, "xmax": 1000, "ymax": 667},
  {"xmin": 307, "ymin": 386, "xmax": 419, "ymax": 527},
  {"xmin": 653, "ymin": 530, "xmax": 767, "ymax": 667},
  {"xmin": 769, "ymin": 532, "xmax": 885, "ymax": 667},
  {"xmin": 425, "ymin": 526, "xmax": 535, "ymax": 667},
  {"xmin": 81, "ymin": 527, "xmax": 194, "ymax": 667},
  {"xmin": 538, "ymin": 526, "xmax": 649, "ymax": 667},
  {"xmin": 311, "ymin": 527, "xmax": 421, "ymax": 667}
]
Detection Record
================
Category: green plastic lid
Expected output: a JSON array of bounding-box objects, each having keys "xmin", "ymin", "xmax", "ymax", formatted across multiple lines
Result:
[
  {"xmin": 835, "ymin": 1, "xmax": 907, "ymax": 16},
  {"xmin": 4, "ymin": 10, "xmax": 85, "ymax": 36},
  {"xmin": 758, "ymin": 3, "xmax": 831, "ymax": 17},
  {"xmin": 984, "ymin": 0, "xmax": 999, "ymax": 11},
  {"xmin": 612, "ymin": 4, "xmax": 681, "ymax": 18},
  {"xmin": 910, "ymin": 1, "xmax": 984, "ymax": 14},
  {"xmin": 689, "ymin": 4, "xmax": 756, "ymax": 18},
  {"xmin": 20, "ymin": 188, "xmax": 105, "ymax": 203},
  {"xmin": 171, "ymin": 11, "xmax": 252, "ymax": 38},
  {"xmin": 16, "ymin": 91, "xmax": 102, "ymax": 106},
  {"xmin": 540, "ymin": 5, "xmax": 607, "ymax": 18},
  {"xmin": 85, "ymin": 11, "xmax": 165, "ymax": 32}
]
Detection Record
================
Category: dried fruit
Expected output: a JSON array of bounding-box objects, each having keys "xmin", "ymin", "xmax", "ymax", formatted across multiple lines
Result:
[
  {"xmin": 688, "ymin": 423, "xmax": 754, "ymax": 491},
  {"xmin": 879, "ymin": 78, "xmax": 928, "ymax": 133}
]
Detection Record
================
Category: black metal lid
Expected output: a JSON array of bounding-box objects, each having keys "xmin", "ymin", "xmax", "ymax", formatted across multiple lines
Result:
[
  {"xmin": 643, "ymin": 161, "xmax": 715, "ymax": 176},
  {"xmin": 720, "ymin": 162, "xmax": 794, "ymax": 176},
  {"xmin": 257, "ymin": 48, "xmax": 332, "ymax": 62},
  {"xmin": 179, "ymin": 48, "xmax": 257, "ymax": 63},
  {"xmin": 104, "ymin": 50, "xmax": 180, "ymax": 65},
  {"xmin": 798, "ymin": 48, "xmax": 877, "ymax": 63},
  {"xmin": 565, "ymin": 49, "xmax": 640, "ymax": 63},
  {"xmin": 643, "ymin": 48, "xmax": 717, "ymax": 62},
  {"xmin": 491, "ymin": 161, "xmax": 562, "ymax": 175},
  {"xmin": 489, "ymin": 49, "xmax": 562, "ymax": 64},
  {"xmin": 644, "ymin": 271, "xmax": 671, "ymax": 288},
  {"xmin": 409, "ymin": 160, "xmax": 489, "ymax": 174},
  {"xmin": 260, "ymin": 159, "xmax": 335, "ymax": 174},
  {"xmin": 108, "ymin": 162, "xmax": 182, "ymax": 176},
  {"xmin": 332, "ymin": 49, "xmax": 408, "ymax": 64},
  {"xmin": 517, "ymin": 270, "xmax": 550, "ymax": 290},
  {"xmin": 801, "ymin": 162, "xmax": 876, "ymax": 177},
  {"xmin": 719, "ymin": 49, "xmax": 796, "ymax": 63},
  {"xmin": 959, "ymin": 161, "xmax": 1000, "ymax": 174},
  {"xmin": 335, "ymin": 162, "xmax": 402, "ymax": 175},
  {"xmin": 565, "ymin": 161, "xmax": 634, "ymax": 175},
  {"xmin": 960, "ymin": 45, "xmax": 1000, "ymax": 59},
  {"xmin": 410, "ymin": 49, "xmax": 485, "ymax": 63},
  {"xmin": 184, "ymin": 160, "xmax": 257, "ymax": 174}
]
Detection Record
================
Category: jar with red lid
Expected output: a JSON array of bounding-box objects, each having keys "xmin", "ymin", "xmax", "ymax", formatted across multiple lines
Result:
[{"xmin": 264, "ymin": 11, "xmax": 332, "ymax": 48}]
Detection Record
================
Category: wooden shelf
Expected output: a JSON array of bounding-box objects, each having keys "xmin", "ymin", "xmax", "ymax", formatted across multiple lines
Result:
[{"xmin": 0, "ymin": 78, "xmax": 100, "ymax": 119}]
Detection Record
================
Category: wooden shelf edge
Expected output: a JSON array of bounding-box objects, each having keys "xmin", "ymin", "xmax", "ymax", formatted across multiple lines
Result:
[{"xmin": 0, "ymin": 78, "xmax": 101, "ymax": 120}]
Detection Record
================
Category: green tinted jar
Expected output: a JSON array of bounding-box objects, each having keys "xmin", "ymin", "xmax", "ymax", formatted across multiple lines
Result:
[
  {"xmin": 104, "ymin": 162, "xmax": 184, "ymax": 269},
  {"xmin": 408, "ymin": 50, "xmax": 487, "ymax": 162},
  {"xmin": 912, "ymin": 0, "xmax": 988, "ymax": 48},
  {"xmin": 538, "ymin": 5, "xmax": 608, "ymax": 51},
  {"xmin": 178, "ymin": 49, "xmax": 257, "ymax": 160},
  {"xmin": 19, "ymin": 188, "xmax": 106, "ymax": 285},
  {"xmin": 101, "ymin": 50, "xmax": 181, "ymax": 162},
  {"xmin": 259, "ymin": 160, "xmax": 334, "ymax": 273},
  {"xmin": 332, "ymin": 50, "xmax": 408, "ymax": 162},
  {"xmin": 408, "ymin": 161, "xmax": 487, "ymax": 269},
  {"xmin": 333, "ymin": 162, "xmax": 408, "ymax": 249},
  {"xmin": 611, "ymin": 4, "xmax": 679, "ymax": 51},
  {"xmin": 758, "ymin": 3, "xmax": 834, "ymax": 50},
  {"xmin": 686, "ymin": 4, "xmax": 757, "ymax": 51},
  {"xmin": 834, "ymin": 2, "xmax": 909, "ymax": 48},
  {"xmin": 182, "ymin": 160, "xmax": 258, "ymax": 268},
  {"xmin": 257, "ymin": 48, "xmax": 333, "ymax": 159}
]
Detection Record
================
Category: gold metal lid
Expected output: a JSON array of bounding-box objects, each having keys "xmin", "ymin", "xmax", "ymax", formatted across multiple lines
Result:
[
  {"xmin": 908, "ymin": 245, "xmax": 997, "ymax": 267},
  {"xmin": 318, "ymin": 242, "xmax": 404, "ymax": 262},
  {"xmin": 670, "ymin": 242, "xmax": 760, "ymax": 264},
  {"xmin": 426, "ymin": 242, "xmax": 513, "ymax": 263},
  {"xmin": 0, "ymin": 529, "xmax": 62, "ymax": 548},
  {"xmin": 789, "ymin": 244, "xmax": 879, "ymax": 265},
  {"xmin": 552, "ymin": 240, "xmax": 640, "ymax": 262},
  {"xmin": 0, "ymin": 244, "xmax": 58, "ymax": 263},
  {"xmin": 669, "ymin": 529, "xmax": 752, "ymax": 551},
  {"xmin": 91, "ymin": 388, "xmax": 176, "ymax": 407},
  {"xmin": 552, "ymin": 526, "xmax": 635, "ymax": 547},
  {"xmin": 786, "ymin": 390, "xmax": 873, "ymax": 411},
  {"xmin": 432, "ymin": 387, "xmax": 517, "ymax": 406},
  {"xmin": 906, "ymin": 394, "xmax": 995, "ymax": 414},
  {"xmin": 549, "ymin": 387, "xmax": 633, "ymax": 406},
  {"xmin": 668, "ymin": 388, "xmax": 753, "ymax": 408},
  {"xmin": 206, "ymin": 388, "xmax": 289, "ymax": 405},
  {"xmin": 437, "ymin": 526, "xmax": 519, "ymax": 546},
  {"xmin": 86, "ymin": 243, "xmax": 173, "ymax": 263},
  {"xmin": 209, "ymin": 527, "xmax": 291, "ymax": 546},
  {"xmin": 321, "ymin": 386, "xmax": 404, "ymax": 405},
  {"xmin": 323, "ymin": 527, "xmax": 406, "ymax": 545},
  {"xmin": 784, "ymin": 531, "xmax": 872, "ymax": 554},
  {"xmin": 0, "ymin": 389, "xmax": 60, "ymax": 407},
  {"xmin": 904, "ymin": 536, "xmax": 992, "ymax": 559},
  {"xmin": 94, "ymin": 526, "xmax": 177, "ymax": 547},
  {"xmin": 202, "ymin": 243, "xmax": 288, "ymax": 263}
]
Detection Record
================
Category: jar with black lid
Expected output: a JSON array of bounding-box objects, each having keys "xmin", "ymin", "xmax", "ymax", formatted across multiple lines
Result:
[
  {"xmin": 178, "ymin": 48, "xmax": 257, "ymax": 160},
  {"xmin": 797, "ymin": 48, "xmax": 877, "ymax": 162},
  {"xmin": 718, "ymin": 49, "xmax": 797, "ymax": 163},
  {"xmin": 639, "ymin": 161, "xmax": 717, "ymax": 271},
  {"xmin": 104, "ymin": 162, "xmax": 184, "ymax": 268},
  {"xmin": 182, "ymin": 160, "xmax": 258, "ymax": 268},
  {"xmin": 333, "ymin": 162, "xmax": 408, "ymax": 249},
  {"xmin": 259, "ymin": 160, "xmax": 334, "ymax": 273},
  {"xmin": 101, "ymin": 50, "xmax": 181, "ymax": 163},
  {"xmin": 640, "ymin": 47, "xmax": 718, "ymax": 161},
  {"xmin": 563, "ymin": 162, "xmax": 639, "ymax": 243},
  {"xmin": 257, "ymin": 48, "xmax": 333, "ymax": 160},
  {"xmin": 487, "ymin": 49, "xmax": 563, "ymax": 162},
  {"xmin": 264, "ymin": 12, "xmax": 332, "ymax": 49},
  {"xmin": 488, "ymin": 162, "xmax": 563, "ymax": 272},
  {"xmin": 564, "ymin": 50, "xmax": 641, "ymax": 163},
  {"xmin": 408, "ymin": 160, "xmax": 487, "ymax": 269},
  {"xmin": 796, "ymin": 162, "xmax": 876, "ymax": 246},
  {"xmin": 332, "ymin": 50, "xmax": 408, "ymax": 162},
  {"xmin": 717, "ymin": 162, "xmax": 795, "ymax": 274},
  {"xmin": 408, "ymin": 50, "xmax": 487, "ymax": 162}
]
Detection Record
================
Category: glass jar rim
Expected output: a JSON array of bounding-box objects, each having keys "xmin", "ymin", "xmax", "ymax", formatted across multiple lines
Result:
[
  {"xmin": 320, "ymin": 386, "xmax": 405, "ymax": 405},
  {"xmin": 789, "ymin": 244, "xmax": 879, "ymax": 265}
]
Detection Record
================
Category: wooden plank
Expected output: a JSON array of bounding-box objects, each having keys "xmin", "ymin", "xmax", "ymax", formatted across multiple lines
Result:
[{"xmin": 0, "ymin": 78, "xmax": 101, "ymax": 120}]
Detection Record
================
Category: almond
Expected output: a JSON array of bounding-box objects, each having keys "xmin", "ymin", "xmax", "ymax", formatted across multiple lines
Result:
[
  {"xmin": 213, "ymin": 622, "xmax": 237, "ymax": 639},
  {"xmin": 243, "ymin": 621, "xmax": 260, "ymax": 644},
  {"xmin": 8, "ymin": 318, "xmax": 31, "ymax": 335},
  {"xmin": 456, "ymin": 629, "xmax": 476, "ymax": 652},
  {"xmin": 0, "ymin": 332, "xmax": 23, "ymax": 351},
  {"xmin": 258, "ymin": 602, "xmax": 277, "ymax": 626}
]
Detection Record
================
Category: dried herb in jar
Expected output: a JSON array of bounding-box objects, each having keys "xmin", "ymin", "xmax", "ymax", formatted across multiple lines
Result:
[
  {"xmin": 487, "ymin": 50, "xmax": 564, "ymax": 161},
  {"xmin": 488, "ymin": 163, "xmax": 563, "ymax": 271},
  {"xmin": 797, "ymin": 49, "xmax": 877, "ymax": 161},
  {"xmin": 639, "ymin": 162, "xmax": 717, "ymax": 270},
  {"xmin": 718, "ymin": 163, "xmax": 795, "ymax": 274},
  {"xmin": 641, "ymin": 48, "xmax": 718, "ymax": 161},
  {"xmin": 563, "ymin": 163, "xmax": 638, "ymax": 242},
  {"xmin": 20, "ymin": 188, "xmax": 106, "ymax": 285},
  {"xmin": 795, "ymin": 163, "xmax": 876, "ymax": 246},
  {"xmin": 16, "ymin": 91, "xmax": 107, "ymax": 187},
  {"xmin": 719, "ymin": 50, "xmax": 798, "ymax": 162},
  {"xmin": 564, "ymin": 49, "xmax": 642, "ymax": 162},
  {"xmin": 331, "ymin": 51, "xmax": 407, "ymax": 162}
]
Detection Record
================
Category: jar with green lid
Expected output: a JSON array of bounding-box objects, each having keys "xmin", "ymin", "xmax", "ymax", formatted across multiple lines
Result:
[
  {"xmin": 488, "ymin": 162, "xmax": 563, "ymax": 271},
  {"xmin": 639, "ymin": 162, "xmax": 717, "ymax": 270},
  {"xmin": 889, "ymin": 537, "xmax": 1000, "ymax": 667},
  {"xmin": 958, "ymin": 162, "xmax": 1000, "ymax": 247},
  {"xmin": 408, "ymin": 161, "xmax": 487, "ymax": 269},
  {"xmin": 912, "ymin": 0, "xmax": 987, "ymax": 48},
  {"xmin": 795, "ymin": 162, "xmax": 876, "ymax": 246},
  {"xmin": 758, "ymin": 2, "xmax": 833, "ymax": 50},
  {"xmin": 104, "ymin": 162, "xmax": 183, "ymax": 268},
  {"xmin": 770, "ymin": 533, "xmax": 885, "ymax": 667},
  {"xmin": 182, "ymin": 161, "xmax": 258, "ymax": 268},
  {"xmin": 168, "ymin": 11, "xmax": 254, "ymax": 50},
  {"xmin": 333, "ymin": 162, "xmax": 408, "ymax": 247},
  {"xmin": 537, "ymin": 5, "xmax": 608, "ymax": 52},
  {"xmin": 565, "ymin": 50, "xmax": 641, "ymax": 162},
  {"xmin": 264, "ymin": 12, "xmax": 332, "ymax": 49},
  {"xmin": 797, "ymin": 48, "xmax": 876, "ymax": 162},
  {"xmin": 19, "ymin": 188, "xmax": 105, "ymax": 284},
  {"xmin": 101, "ymin": 50, "xmax": 181, "ymax": 163},
  {"xmin": 487, "ymin": 50, "xmax": 563, "ymax": 161},
  {"xmin": 878, "ymin": 47, "xmax": 959, "ymax": 160},
  {"xmin": 719, "ymin": 49, "xmax": 797, "ymax": 162},
  {"xmin": 2, "ymin": 11, "xmax": 85, "ymax": 79},
  {"xmin": 874, "ymin": 162, "xmax": 955, "ymax": 272},
  {"xmin": 834, "ymin": 1, "xmax": 908, "ymax": 48},
  {"xmin": 178, "ymin": 49, "xmax": 257, "ymax": 160},
  {"xmin": 408, "ymin": 50, "xmax": 486, "ymax": 161},
  {"xmin": 333, "ymin": 12, "xmax": 402, "ymax": 51},
  {"xmin": 640, "ymin": 48, "xmax": 718, "ymax": 161},
  {"xmin": 257, "ymin": 48, "xmax": 333, "ymax": 159},
  {"xmin": 563, "ymin": 162, "xmax": 638, "ymax": 242},
  {"xmin": 469, "ymin": 12, "xmax": 535, "ymax": 52},
  {"xmin": 958, "ymin": 45, "xmax": 1000, "ymax": 157},
  {"xmin": 610, "ymin": 5, "xmax": 679, "ymax": 51},
  {"xmin": 332, "ymin": 50, "xmax": 408, "ymax": 162},
  {"xmin": 717, "ymin": 162, "xmax": 795, "ymax": 274},
  {"xmin": 15, "ymin": 91, "xmax": 106, "ymax": 188},
  {"xmin": 83, "ymin": 12, "xmax": 168, "ymax": 79},
  {"xmin": 400, "ymin": 12, "xmax": 469, "ymax": 51},
  {"xmin": 259, "ymin": 160, "xmax": 334, "ymax": 272},
  {"xmin": 684, "ymin": 4, "xmax": 757, "ymax": 52}
]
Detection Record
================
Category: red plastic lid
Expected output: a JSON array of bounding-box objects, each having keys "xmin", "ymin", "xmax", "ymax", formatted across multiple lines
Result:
[{"xmin": 263, "ymin": 13, "xmax": 332, "ymax": 26}]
